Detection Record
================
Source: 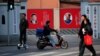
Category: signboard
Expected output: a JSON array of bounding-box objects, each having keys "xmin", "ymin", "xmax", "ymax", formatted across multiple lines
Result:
[
  {"xmin": 60, "ymin": 8, "xmax": 80, "ymax": 28},
  {"xmin": 92, "ymin": 6, "xmax": 98, "ymax": 39},
  {"xmin": 27, "ymin": 9, "xmax": 53, "ymax": 29},
  {"xmin": 85, "ymin": 6, "xmax": 91, "ymax": 21}
]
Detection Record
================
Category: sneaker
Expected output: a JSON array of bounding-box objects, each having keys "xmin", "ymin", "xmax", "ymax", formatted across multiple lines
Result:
[
  {"xmin": 18, "ymin": 44, "xmax": 20, "ymax": 46},
  {"xmin": 18, "ymin": 44, "xmax": 23, "ymax": 47},
  {"xmin": 90, "ymin": 53, "xmax": 93, "ymax": 56},
  {"xmin": 20, "ymin": 44, "xmax": 23, "ymax": 47},
  {"xmin": 90, "ymin": 53, "xmax": 96, "ymax": 56}
]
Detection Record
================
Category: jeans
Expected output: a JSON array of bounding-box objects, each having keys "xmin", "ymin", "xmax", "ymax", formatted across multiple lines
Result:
[{"xmin": 47, "ymin": 35, "xmax": 56, "ymax": 47}]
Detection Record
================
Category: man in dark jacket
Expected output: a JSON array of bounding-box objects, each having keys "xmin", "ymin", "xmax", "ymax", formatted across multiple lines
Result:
[
  {"xmin": 43, "ymin": 21, "xmax": 58, "ymax": 47},
  {"xmin": 43, "ymin": 21, "xmax": 57, "ymax": 36},
  {"xmin": 19, "ymin": 13, "xmax": 28, "ymax": 46}
]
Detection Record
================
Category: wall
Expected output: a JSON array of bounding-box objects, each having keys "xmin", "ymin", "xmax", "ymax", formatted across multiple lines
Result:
[
  {"xmin": 81, "ymin": 2, "xmax": 88, "ymax": 15},
  {"xmin": 27, "ymin": 0, "xmax": 59, "ymax": 9},
  {"xmin": 81, "ymin": 2, "xmax": 100, "ymax": 39},
  {"xmin": 27, "ymin": 0, "xmax": 41, "ymax": 9},
  {"xmin": 54, "ymin": 8, "xmax": 60, "ymax": 30},
  {"xmin": 27, "ymin": 0, "xmax": 60, "ymax": 29},
  {"xmin": 0, "ymin": 3, "xmax": 8, "ymax": 35},
  {"xmin": 41, "ymin": 0, "xmax": 59, "ymax": 9},
  {"xmin": 0, "ymin": 3, "xmax": 20, "ymax": 42},
  {"xmin": 60, "ymin": 3, "xmax": 80, "ymax": 8},
  {"xmin": 20, "ymin": 2, "xmax": 27, "ymax": 13}
]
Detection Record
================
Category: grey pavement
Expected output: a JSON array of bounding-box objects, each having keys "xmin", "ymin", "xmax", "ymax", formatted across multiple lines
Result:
[
  {"xmin": 0, "ymin": 45, "xmax": 100, "ymax": 56},
  {"xmin": 0, "ymin": 34, "xmax": 100, "ymax": 46},
  {"xmin": 27, "ymin": 35, "xmax": 100, "ymax": 47},
  {"xmin": 0, "ymin": 35, "xmax": 100, "ymax": 56}
]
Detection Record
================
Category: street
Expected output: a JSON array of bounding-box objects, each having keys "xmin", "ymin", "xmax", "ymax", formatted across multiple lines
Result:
[
  {"xmin": 0, "ymin": 45, "xmax": 100, "ymax": 56},
  {"xmin": 0, "ymin": 0, "xmax": 100, "ymax": 56},
  {"xmin": 0, "ymin": 35, "xmax": 100, "ymax": 56}
]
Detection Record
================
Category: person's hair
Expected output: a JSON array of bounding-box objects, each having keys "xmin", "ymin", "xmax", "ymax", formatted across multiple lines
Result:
[
  {"xmin": 68, "ymin": 14, "xmax": 71, "ymax": 17},
  {"xmin": 82, "ymin": 14, "xmax": 87, "ymax": 19},
  {"xmin": 82, "ymin": 14, "xmax": 91, "ymax": 25},
  {"xmin": 31, "ymin": 14, "xmax": 36, "ymax": 17},
  {"xmin": 46, "ymin": 20, "xmax": 50, "ymax": 24},
  {"xmin": 22, "ymin": 13, "xmax": 26, "ymax": 16}
]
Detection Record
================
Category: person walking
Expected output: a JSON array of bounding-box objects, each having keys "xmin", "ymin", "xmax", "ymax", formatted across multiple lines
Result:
[{"xmin": 78, "ymin": 15, "xmax": 96, "ymax": 56}]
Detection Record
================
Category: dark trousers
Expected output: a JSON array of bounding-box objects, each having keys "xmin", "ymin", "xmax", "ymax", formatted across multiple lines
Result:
[
  {"xmin": 79, "ymin": 39, "xmax": 96, "ymax": 56},
  {"xmin": 20, "ymin": 30, "xmax": 27, "ymax": 45}
]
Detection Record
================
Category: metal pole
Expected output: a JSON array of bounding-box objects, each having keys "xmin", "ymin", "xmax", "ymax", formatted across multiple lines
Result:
[
  {"xmin": 13, "ymin": 5, "xmax": 16, "ymax": 34},
  {"xmin": 7, "ymin": 8, "xmax": 10, "ymax": 45}
]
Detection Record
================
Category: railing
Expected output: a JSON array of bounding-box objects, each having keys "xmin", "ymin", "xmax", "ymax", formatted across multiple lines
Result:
[{"xmin": 27, "ymin": 28, "xmax": 79, "ymax": 35}]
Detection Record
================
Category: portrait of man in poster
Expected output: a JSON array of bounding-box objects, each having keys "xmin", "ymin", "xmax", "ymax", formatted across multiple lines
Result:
[
  {"xmin": 30, "ymin": 14, "xmax": 37, "ymax": 24},
  {"xmin": 64, "ymin": 13, "xmax": 72, "ymax": 24}
]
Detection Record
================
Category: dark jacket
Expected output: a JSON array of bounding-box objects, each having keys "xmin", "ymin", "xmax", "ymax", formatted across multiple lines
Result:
[
  {"xmin": 78, "ymin": 21, "xmax": 84, "ymax": 39},
  {"xmin": 83, "ymin": 24, "xmax": 93, "ymax": 36},
  {"xmin": 78, "ymin": 19, "xmax": 92, "ymax": 39},
  {"xmin": 20, "ymin": 18, "xmax": 28, "ymax": 32},
  {"xmin": 43, "ymin": 24, "xmax": 56, "ymax": 36}
]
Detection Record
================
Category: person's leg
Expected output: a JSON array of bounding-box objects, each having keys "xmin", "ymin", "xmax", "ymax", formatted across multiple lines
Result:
[
  {"xmin": 86, "ymin": 45, "xmax": 96, "ymax": 56},
  {"xmin": 79, "ymin": 40, "xmax": 85, "ymax": 56},
  {"xmin": 79, "ymin": 39, "xmax": 83, "ymax": 52},
  {"xmin": 20, "ymin": 31, "xmax": 23, "ymax": 45},
  {"xmin": 23, "ymin": 30, "xmax": 27, "ymax": 44},
  {"xmin": 47, "ymin": 35, "xmax": 56, "ymax": 47}
]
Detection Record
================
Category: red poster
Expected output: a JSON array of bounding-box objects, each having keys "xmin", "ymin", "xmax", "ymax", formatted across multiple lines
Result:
[
  {"xmin": 60, "ymin": 8, "xmax": 80, "ymax": 28},
  {"xmin": 27, "ymin": 9, "xmax": 53, "ymax": 29}
]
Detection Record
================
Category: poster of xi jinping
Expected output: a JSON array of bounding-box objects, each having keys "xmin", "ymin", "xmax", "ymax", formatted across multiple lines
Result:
[{"xmin": 27, "ymin": 9, "xmax": 54, "ymax": 29}]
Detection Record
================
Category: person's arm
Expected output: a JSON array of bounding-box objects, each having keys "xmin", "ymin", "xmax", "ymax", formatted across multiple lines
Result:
[
  {"xmin": 78, "ymin": 21, "xmax": 84, "ymax": 36},
  {"xmin": 26, "ymin": 20, "xmax": 28, "ymax": 28},
  {"xmin": 49, "ymin": 27, "xmax": 58, "ymax": 33}
]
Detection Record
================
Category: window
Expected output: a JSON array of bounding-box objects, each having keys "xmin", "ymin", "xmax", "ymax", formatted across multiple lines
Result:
[
  {"xmin": 2, "ymin": 15, "xmax": 5, "ymax": 24},
  {"xmin": 21, "ymin": 6, "xmax": 25, "ymax": 10}
]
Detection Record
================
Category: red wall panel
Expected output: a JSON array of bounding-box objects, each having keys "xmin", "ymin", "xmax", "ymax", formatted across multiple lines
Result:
[
  {"xmin": 27, "ymin": 9, "xmax": 54, "ymax": 29},
  {"xmin": 60, "ymin": 8, "xmax": 80, "ymax": 28}
]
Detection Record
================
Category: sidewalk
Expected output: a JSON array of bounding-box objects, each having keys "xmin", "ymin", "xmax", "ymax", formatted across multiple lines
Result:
[
  {"xmin": 0, "ymin": 45, "xmax": 100, "ymax": 56},
  {"xmin": 0, "ymin": 35, "xmax": 100, "ymax": 56},
  {"xmin": 0, "ymin": 35, "xmax": 100, "ymax": 46}
]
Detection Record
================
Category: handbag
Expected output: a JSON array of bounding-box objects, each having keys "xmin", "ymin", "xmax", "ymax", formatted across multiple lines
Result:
[{"xmin": 84, "ymin": 34, "xmax": 93, "ymax": 45}]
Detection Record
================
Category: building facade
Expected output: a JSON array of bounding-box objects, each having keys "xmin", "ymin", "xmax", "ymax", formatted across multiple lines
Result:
[{"xmin": 0, "ymin": 0, "xmax": 100, "ymax": 44}]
